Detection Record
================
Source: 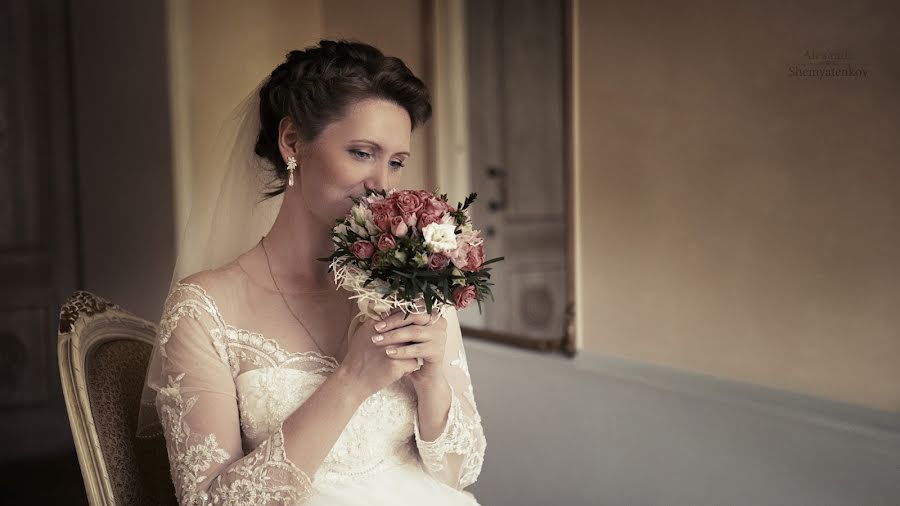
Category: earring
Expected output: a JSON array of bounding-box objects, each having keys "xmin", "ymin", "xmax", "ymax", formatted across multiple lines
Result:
[{"xmin": 286, "ymin": 156, "xmax": 297, "ymax": 187}]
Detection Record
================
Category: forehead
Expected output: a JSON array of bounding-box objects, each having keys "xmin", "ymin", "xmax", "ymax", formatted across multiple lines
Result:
[{"xmin": 320, "ymin": 98, "xmax": 412, "ymax": 150}]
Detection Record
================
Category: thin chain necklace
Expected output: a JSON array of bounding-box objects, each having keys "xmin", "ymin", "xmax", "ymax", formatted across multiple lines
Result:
[{"xmin": 260, "ymin": 235, "xmax": 345, "ymax": 359}]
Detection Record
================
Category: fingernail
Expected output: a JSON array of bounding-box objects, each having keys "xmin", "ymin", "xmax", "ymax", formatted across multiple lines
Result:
[
  {"xmin": 372, "ymin": 334, "xmax": 384, "ymax": 343},
  {"xmin": 386, "ymin": 348, "xmax": 396, "ymax": 355},
  {"xmin": 375, "ymin": 322, "xmax": 386, "ymax": 331}
]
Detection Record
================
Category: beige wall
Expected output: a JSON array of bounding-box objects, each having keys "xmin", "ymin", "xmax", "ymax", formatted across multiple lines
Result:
[
  {"xmin": 575, "ymin": 0, "xmax": 900, "ymax": 412},
  {"xmin": 170, "ymin": 0, "xmax": 429, "ymax": 234},
  {"xmin": 170, "ymin": 1, "xmax": 899, "ymax": 412},
  {"xmin": 322, "ymin": 0, "xmax": 432, "ymax": 193},
  {"xmin": 171, "ymin": 0, "xmax": 324, "ymax": 229}
]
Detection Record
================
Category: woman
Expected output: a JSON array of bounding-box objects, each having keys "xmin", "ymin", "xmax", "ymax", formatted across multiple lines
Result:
[{"xmin": 138, "ymin": 40, "xmax": 486, "ymax": 505}]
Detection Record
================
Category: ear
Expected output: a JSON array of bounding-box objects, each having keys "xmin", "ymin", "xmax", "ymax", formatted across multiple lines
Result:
[{"xmin": 277, "ymin": 116, "xmax": 303, "ymax": 163}]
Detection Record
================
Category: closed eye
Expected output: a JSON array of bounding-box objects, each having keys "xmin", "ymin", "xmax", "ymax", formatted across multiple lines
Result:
[
  {"xmin": 350, "ymin": 148, "xmax": 405, "ymax": 170},
  {"xmin": 350, "ymin": 149, "xmax": 372, "ymax": 160}
]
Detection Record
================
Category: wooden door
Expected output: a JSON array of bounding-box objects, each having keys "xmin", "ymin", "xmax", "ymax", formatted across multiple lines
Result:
[
  {"xmin": 464, "ymin": 0, "xmax": 569, "ymax": 345},
  {"xmin": 0, "ymin": 0, "xmax": 81, "ymax": 459}
]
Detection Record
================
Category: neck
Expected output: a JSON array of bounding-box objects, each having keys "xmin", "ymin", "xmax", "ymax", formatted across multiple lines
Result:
[{"xmin": 262, "ymin": 189, "xmax": 336, "ymax": 291}]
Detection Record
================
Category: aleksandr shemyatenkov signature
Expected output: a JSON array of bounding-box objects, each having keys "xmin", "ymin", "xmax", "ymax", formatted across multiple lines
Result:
[{"xmin": 787, "ymin": 48, "xmax": 871, "ymax": 79}]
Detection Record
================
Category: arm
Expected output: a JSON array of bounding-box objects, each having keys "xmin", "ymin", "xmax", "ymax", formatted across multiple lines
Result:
[
  {"xmin": 156, "ymin": 284, "xmax": 367, "ymax": 505},
  {"xmin": 411, "ymin": 306, "xmax": 486, "ymax": 490}
]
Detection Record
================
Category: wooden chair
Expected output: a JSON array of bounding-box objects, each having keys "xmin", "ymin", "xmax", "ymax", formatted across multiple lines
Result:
[{"xmin": 57, "ymin": 290, "xmax": 176, "ymax": 505}]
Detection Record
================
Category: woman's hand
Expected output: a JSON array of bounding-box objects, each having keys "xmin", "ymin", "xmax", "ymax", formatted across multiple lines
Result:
[
  {"xmin": 337, "ymin": 314, "xmax": 422, "ymax": 401},
  {"xmin": 372, "ymin": 306, "xmax": 453, "ymax": 443},
  {"xmin": 370, "ymin": 306, "xmax": 448, "ymax": 387}
]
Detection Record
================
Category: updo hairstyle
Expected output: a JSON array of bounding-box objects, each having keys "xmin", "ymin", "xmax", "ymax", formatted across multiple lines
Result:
[{"xmin": 254, "ymin": 39, "xmax": 432, "ymax": 199}]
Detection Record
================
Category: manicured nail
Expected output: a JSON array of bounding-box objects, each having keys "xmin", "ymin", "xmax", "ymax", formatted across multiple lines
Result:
[
  {"xmin": 375, "ymin": 322, "xmax": 386, "ymax": 331},
  {"xmin": 386, "ymin": 348, "xmax": 396, "ymax": 355},
  {"xmin": 372, "ymin": 334, "xmax": 384, "ymax": 343}
]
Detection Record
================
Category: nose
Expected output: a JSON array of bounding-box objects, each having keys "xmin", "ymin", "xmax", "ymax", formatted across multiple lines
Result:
[{"xmin": 364, "ymin": 163, "xmax": 391, "ymax": 192}]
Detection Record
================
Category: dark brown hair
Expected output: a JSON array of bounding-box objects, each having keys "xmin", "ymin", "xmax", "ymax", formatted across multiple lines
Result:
[{"xmin": 255, "ymin": 39, "xmax": 432, "ymax": 199}]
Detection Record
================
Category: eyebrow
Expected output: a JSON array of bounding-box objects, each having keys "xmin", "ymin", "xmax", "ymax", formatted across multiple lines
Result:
[{"xmin": 349, "ymin": 139, "xmax": 410, "ymax": 157}]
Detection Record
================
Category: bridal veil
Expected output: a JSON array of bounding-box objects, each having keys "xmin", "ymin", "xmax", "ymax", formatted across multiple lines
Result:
[{"xmin": 136, "ymin": 76, "xmax": 282, "ymax": 438}]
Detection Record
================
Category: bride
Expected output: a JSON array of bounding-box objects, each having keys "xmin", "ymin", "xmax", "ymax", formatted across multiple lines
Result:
[{"xmin": 136, "ymin": 40, "xmax": 486, "ymax": 505}]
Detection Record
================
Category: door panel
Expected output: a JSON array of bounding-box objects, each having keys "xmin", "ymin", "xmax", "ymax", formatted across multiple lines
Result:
[
  {"xmin": 0, "ymin": 0, "xmax": 80, "ymax": 459},
  {"xmin": 464, "ymin": 0, "xmax": 569, "ymax": 344}
]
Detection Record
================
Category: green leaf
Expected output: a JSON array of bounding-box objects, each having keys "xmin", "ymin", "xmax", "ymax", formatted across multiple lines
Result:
[{"xmin": 441, "ymin": 278, "xmax": 450, "ymax": 301}]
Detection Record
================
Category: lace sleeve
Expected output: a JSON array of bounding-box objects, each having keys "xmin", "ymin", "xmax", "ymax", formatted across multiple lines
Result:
[
  {"xmin": 154, "ymin": 284, "xmax": 313, "ymax": 505},
  {"xmin": 412, "ymin": 305, "xmax": 486, "ymax": 490}
]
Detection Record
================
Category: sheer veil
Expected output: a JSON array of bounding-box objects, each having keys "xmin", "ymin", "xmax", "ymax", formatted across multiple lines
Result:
[{"xmin": 136, "ymin": 75, "xmax": 282, "ymax": 438}]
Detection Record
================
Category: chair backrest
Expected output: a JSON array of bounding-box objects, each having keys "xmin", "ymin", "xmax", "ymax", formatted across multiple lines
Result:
[{"xmin": 58, "ymin": 291, "xmax": 176, "ymax": 505}]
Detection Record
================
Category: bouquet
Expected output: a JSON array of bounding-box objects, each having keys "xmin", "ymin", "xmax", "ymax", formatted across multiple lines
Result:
[{"xmin": 317, "ymin": 188, "xmax": 504, "ymax": 323}]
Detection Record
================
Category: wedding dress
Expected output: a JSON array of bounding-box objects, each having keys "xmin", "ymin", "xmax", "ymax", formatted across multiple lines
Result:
[
  {"xmin": 135, "ymin": 66, "xmax": 484, "ymax": 503},
  {"xmin": 153, "ymin": 271, "xmax": 486, "ymax": 505}
]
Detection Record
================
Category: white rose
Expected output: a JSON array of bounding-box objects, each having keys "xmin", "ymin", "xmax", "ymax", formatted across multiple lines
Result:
[
  {"xmin": 350, "ymin": 221, "xmax": 369, "ymax": 238},
  {"xmin": 423, "ymin": 222, "xmax": 458, "ymax": 253},
  {"xmin": 365, "ymin": 219, "xmax": 380, "ymax": 237},
  {"xmin": 351, "ymin": 205, "xmax": 367, "ymax": 226}
]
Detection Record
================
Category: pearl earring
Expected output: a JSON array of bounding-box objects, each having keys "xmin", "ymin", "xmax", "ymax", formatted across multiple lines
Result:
[{"xmin": 286, "ymin": 156, "xmax": 297, "ymax": 187}]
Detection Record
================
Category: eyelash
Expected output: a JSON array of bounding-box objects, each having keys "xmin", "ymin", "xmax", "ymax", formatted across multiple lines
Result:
[{"xmin": 350, "ymin": 149, "xmax": 405, "ymax": 170}]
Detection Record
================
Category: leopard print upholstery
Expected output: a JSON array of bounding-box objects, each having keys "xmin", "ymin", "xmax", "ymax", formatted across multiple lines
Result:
[{"xmin": 85, "ymin": 339, "xmax": 177, "ymax": 505}]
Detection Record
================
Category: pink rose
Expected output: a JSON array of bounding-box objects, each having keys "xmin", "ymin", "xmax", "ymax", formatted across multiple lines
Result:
[
  {"xmin": 448, "ymin": 244, "xmax": 468, "ymax": 270},
  {"xmin": 416, "ymin": 197, "xmax": 449, "ymax": 228},
  {"xmin": 427, "ymin": 252, "xmax": 450, "ymax": 270},
  {"xmin": 368, "ymin": 200, "xmax": 385, "ymax": 214},
  {"xmin": 395, "ymin": 190, "xmax": 424, "ymax": 215},
  {"xmin": 373, "ymin": 210, "xmax": 392, "ymax": 232},
  {"xmin": 463, "ymin": 241, "xmax": 485, "ymax": 271},
  {"xmin": 390, "ymin": 215, "xmax": 408, "ymax": 237},
  {"xmin": 452, "ymin": 284, "xmax": 477, "ymax": 310},
  {"xmin": 447, "ymin": 231, "xmax": 483, "ymax": 271},
  {"xmin": 431, "ymin": 196, "xmax": 453, "ymax": 213},
  {"xmin": 421, "ymin": 197, "xmax": 446, "ymax": 216},
  {"xmin": 418, "ymin": 212, "xmax": 443, "ymax": 230},
  {"xmin": 370, "ymin": 199, "xmax": 400, "ymax": 218},
  {"xmin": 376, "ymin": 233, "xmax": 396, "ymax": 252},
  {"xmin": 415, "ymin": 190, "xmax": 440, "ymax": 209},
  {"xmin": 350, "ymin": 240, "xmax": 375, "ymax": 259}
]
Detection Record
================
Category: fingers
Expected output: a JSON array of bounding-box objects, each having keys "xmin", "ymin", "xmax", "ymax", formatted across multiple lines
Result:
[
  {"xmin": 374, "ymin": 307, "xmax": 432, "ymax": 333},
  {"xmin": 371, "ymin": 325, "xmax": 435, "ymax": 346},
  {"xmin": 385, "ymin": 342, "xmax": 431, "ymax": 360},
  {"xmin": 392, "ymin": 357, "xmax": 420, "ymax": 375}
]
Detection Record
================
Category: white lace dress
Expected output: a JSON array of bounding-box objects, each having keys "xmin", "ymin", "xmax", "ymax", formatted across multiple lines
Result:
[{"xmin": 154, "ymin": 282, "xmax": 486, "ymax": 505}]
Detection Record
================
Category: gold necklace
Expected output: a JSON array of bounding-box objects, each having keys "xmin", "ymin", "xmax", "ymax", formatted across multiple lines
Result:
[{"xmin": 260, "ymin": 235, "xmax": 347, "ymax": 359}]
